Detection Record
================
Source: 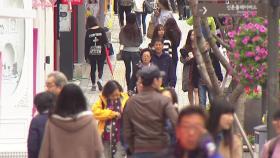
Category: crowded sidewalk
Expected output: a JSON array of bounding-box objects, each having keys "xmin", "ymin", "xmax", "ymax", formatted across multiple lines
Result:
[{"xmin": 76, "ymin": 13, "xmax": 193, "ymax": 109}]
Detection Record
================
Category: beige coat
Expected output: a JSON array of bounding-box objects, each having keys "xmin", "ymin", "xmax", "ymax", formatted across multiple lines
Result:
[
  {"xmin": 39, "ymin": 111, "xmax": 103, "ymax": 158},
  {"xmin": 219, "ymin": 135, "xmax": 242, "ymax": 158}
]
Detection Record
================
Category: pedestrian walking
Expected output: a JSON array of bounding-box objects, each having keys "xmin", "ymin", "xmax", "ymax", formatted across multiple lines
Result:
[
  {"xmin": 119, "ymin": 13, "xmax": 143, "ymax": 90},
  {"xmin": 180, "ymin": 30, "xmax": 199, "ymax": 106},
  {"xmin": 155, "ymin": 106, "xmax": 222, "ymax": 158},
  {"xmin": 262, "ymin": 109, "xmax": 280, "ymax": 158},
  {"xmin": 118, "ymin": 0, "xmax": 133, "ymax": 27},
  {"xmin": 161, "ymin": 87, "xmax": 179, "ymax": 145},
  {"xmin": 92, "ymin": 80, "xmax": 129, "ymax": 158},
  {"xmin": 45, "ymin": 71, "xmax": 68, "ymax": 96},
  {"xmin": 177, "ymin": 0, "xmax": 190, "ymax": 20},
  {"xmin": 207, "ymin": 97, "xmax": 242, "ymax": 158},
  {"xmin": 133, "ymin": 0, "xmax": 148, "ymax": 36},
  {"xmin": 39, "ymin": 84, "xmax": 103, "ymax": 158},
  {"xmin": 27, "ymin": 92, "xmax": 55, "ymax": 158},
  {"xmin": 152, "ymin": 0, "xmax": 173, "ymax": 26},
  {"xmin": 85, "ymin": 16, "xmax": 108, "ymax": 91},
  {"xmin": 164, "ymin": 18, "xmax": 181, "ymax": 85},
  {"xmin": 152, "ymin": 38, "xmax": 176, "ymax": 88},
  {"xmin": 123, "ymin": 65, "xmax": 178, "ymax": 158},
  {"xmin": 150, "ymin": 24, "xmax": 172, "ymax": 55},
  {"xmin": 128, "ymin": 48, "xmax": 153, "ymax": 94},
  {"xmin": 198, "ymin": 42, "xmax": 223, "ymax": 108}
]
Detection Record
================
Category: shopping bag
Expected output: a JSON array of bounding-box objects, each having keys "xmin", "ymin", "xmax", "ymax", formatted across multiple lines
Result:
[{"xmin": 147, "ymin": 20, "xmax": 154, "ymax": 39}]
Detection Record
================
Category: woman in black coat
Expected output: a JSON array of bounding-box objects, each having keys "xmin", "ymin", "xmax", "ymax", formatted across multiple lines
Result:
[{"xmin": 165, "ymin": 18, "xmax": 182, "ymax": 86}]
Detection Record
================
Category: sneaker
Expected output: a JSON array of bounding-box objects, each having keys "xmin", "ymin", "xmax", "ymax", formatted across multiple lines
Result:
[
  {"xmin": 91, "ymin": 85, "xmax": 97, "ymax": 91},
  {"xmin": 97, "ymin": 80, "xmax": 103, "ymax": 91}
]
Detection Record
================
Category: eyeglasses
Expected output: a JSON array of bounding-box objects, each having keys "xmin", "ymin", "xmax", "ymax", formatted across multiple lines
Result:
[{"xmin": 45, "ymin": 82, "xmax": 56, "ymax": 89}]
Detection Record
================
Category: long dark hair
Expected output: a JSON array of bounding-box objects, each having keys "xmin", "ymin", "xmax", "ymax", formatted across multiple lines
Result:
[
  {"xmin": 207, "ymin": 97, "xmax": 235, "ymax": 150},
  {"xmin": 52, "ymin": 84, "xmax": 88, "ymax": 118},
  {"xmin": 164, "ymin": 18, "xmax": 181, "ymax": 46},
  {"xmin": 184, "ymin": 29, "xmax": 194, "ymax": 52},
  {"xmin": 151, "ymin": 24, "xmax": 165, "ymax": 45},
  {"xmin": 159, "ymin": 0, "xmax": 170, "ymax": 10},
  {"xmin": 86, "ymin": 16, "xmax": 99, "ymax": 29},
  {"xmin": 122, "ymin": 13, "xmax": 141, "ymax": 41}
]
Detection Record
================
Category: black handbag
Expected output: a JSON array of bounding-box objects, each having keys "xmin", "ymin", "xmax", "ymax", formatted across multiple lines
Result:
[{"xmin": 108, "ymin": 43, "xmax": 114, "ymax": 56}]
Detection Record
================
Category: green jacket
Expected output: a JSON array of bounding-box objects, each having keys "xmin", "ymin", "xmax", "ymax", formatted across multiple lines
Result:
[{"xmin": 186, "ymin": 16, "xmax": 216, "ymax": 33}]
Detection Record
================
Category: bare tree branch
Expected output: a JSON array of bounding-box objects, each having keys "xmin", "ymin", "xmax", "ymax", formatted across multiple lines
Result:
[
  {"xmin": 212, "ymin": 33, "xmax": 232, "ymax": 52},
  {"xmin": 200, "ymin": 17, "xmax": 236, "ymax": 80},
  {"xmin": 229, "ymin": 83, "xmax": 245, "ymax": 103},
  {"xmin": 214, "ymin": 17, "xmax": 226, "ymax": 39},
  {"xmin": 189, "ymin": 0, "xmax": 213, "ymax": 91}
]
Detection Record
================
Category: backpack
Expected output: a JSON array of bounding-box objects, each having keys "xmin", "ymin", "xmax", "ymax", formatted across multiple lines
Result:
[{"xmin": 143, "ymin": 0, "xmax": 153, "ymax": 14}]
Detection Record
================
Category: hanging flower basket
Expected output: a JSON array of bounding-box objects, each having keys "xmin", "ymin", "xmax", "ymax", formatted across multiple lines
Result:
[{"xmin": 227, "ymin": 11, "xmax": 280, "ymax": 95}]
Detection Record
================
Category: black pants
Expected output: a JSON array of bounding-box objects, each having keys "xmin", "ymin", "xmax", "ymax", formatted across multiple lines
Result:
[
  {"xmin": 123, "ymin": 51, "xmax": 140, "ymax": 90},
  {"xmin": 135, "ymin": 12, "xmax": 147, "ymax": 35},
  {"xmin": 119, "ymin": 5, "xmax": 132, "ymax": 26},
  {"xmin": 172, "ymin": 46, "xmax": 179, "ymax": 86},
  {"xmin": 114, "ymin": 0, "xmax": 118, "ymax": 14},
  {"xmin": 89, "ymin": 56, "xmax": 106, "ymax": 85},
  {"xmin": 169, "ymin": 0, "xmax": 177, "ymax": 12}
]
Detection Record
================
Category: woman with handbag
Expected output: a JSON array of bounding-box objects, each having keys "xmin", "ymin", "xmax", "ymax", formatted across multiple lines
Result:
[
  {"xmin": 85, "ymin": 16, "xmax": 109, "ymax": 91},
  {"xmin": 180, "ymin": 30, "xmax": 199, "ymax": 106},
  {"xmin": 119, "ymin": 13, "xmax": 143, "ymax": 91}
]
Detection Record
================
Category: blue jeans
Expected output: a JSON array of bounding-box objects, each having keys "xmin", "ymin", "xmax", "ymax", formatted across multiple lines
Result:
[
  {"xmin": 135, "ymin": 12, "xmax": 147, "ymax": 35},
  {"xmin": 133, "ymin": 152, "xmax": 158, "ymax": 158},
  {"xmin": 198, "ymin": 83, "xmax": 212, "ymax": 109}
]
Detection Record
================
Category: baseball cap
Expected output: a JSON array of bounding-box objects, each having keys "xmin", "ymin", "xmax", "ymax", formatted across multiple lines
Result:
[{"xmin": 137, "ymin": 65, "xmax": 165, "ymax": 80}]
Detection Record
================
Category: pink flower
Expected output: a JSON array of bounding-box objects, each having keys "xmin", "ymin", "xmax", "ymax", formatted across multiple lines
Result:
[
  {"xmin": 242, "ymin": 36, "xmax": 250, "ymax": 44},
  {"xmin": 228, "ymin": 31, "xmax": 236, "ymax": 38},
  {"xmin": 253, "ymin": 86, "xmax": 260, "ymax": 94},
  {"xmin": 254, "ymin": 23, "xmax": 261, "ymax": 30},
  {"xmin": 245, "ymin": 51, "xmax": 256, "ymax": 57},
  {"xmin": 242, "ymin": 66, "xmax": 247, "ymax": 73},
  {"xmin": 264, "ymin": 20, "xmax": 268, "ymax": 25},
  {"xmin": 234, "ymin": 52, "xmax": 240, "ymax": 59},
  {"xmin": 229, "ymin": 40, "xmax": 236, "ymax": 48},
  {"xmin": 255, "ymin": 55, "xmax": 261, "ymax": 61},
  {"xmin": 252, "ymin": 36, "xmax": 261, "ymax": 42},
  {"xmin": 243, "ymin": 11, "xmax": 249, "ymax": 18},
  {"xmin": 247, "ymin": 23, "xmax": 255, "ymax": 30},
  {"xmin": 278, "ymin": 41, "xmax": 280, "ymax": 47},
  {"xmin": 259, "ymin": 26, "xmax": 267, "ymax": 33},
  {"xmin": 250, "ymin": 11, "xmax": 257, "ymax": 17}
]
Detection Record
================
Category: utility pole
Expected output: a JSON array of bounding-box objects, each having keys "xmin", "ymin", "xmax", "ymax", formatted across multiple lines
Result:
[{"xmin": 267, "ymin": 0, "xmax": 280, "ymax": 139}]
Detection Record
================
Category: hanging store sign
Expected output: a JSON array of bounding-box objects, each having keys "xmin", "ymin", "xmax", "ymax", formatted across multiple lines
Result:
[{"xmin": 61, "ymin": 0, "xmax": 83, "ymax": 5}]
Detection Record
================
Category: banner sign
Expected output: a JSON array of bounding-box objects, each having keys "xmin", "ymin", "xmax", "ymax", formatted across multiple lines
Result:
[{"xmin": 61, "ymin": 0, "xmax": 83, "ymax": 5}]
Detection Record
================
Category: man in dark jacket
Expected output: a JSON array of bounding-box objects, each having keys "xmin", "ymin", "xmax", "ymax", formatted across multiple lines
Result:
[
  {"xmin": 27, "ymin": 92, "xmax": 55, "ymax": 158},
  {"xmin": 123, "ymin": 65, "xmax": 178, "ymax": 158},
  {"xmin": 152, "ymin": 38, "xmax": 176, "ymax": 87}
]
